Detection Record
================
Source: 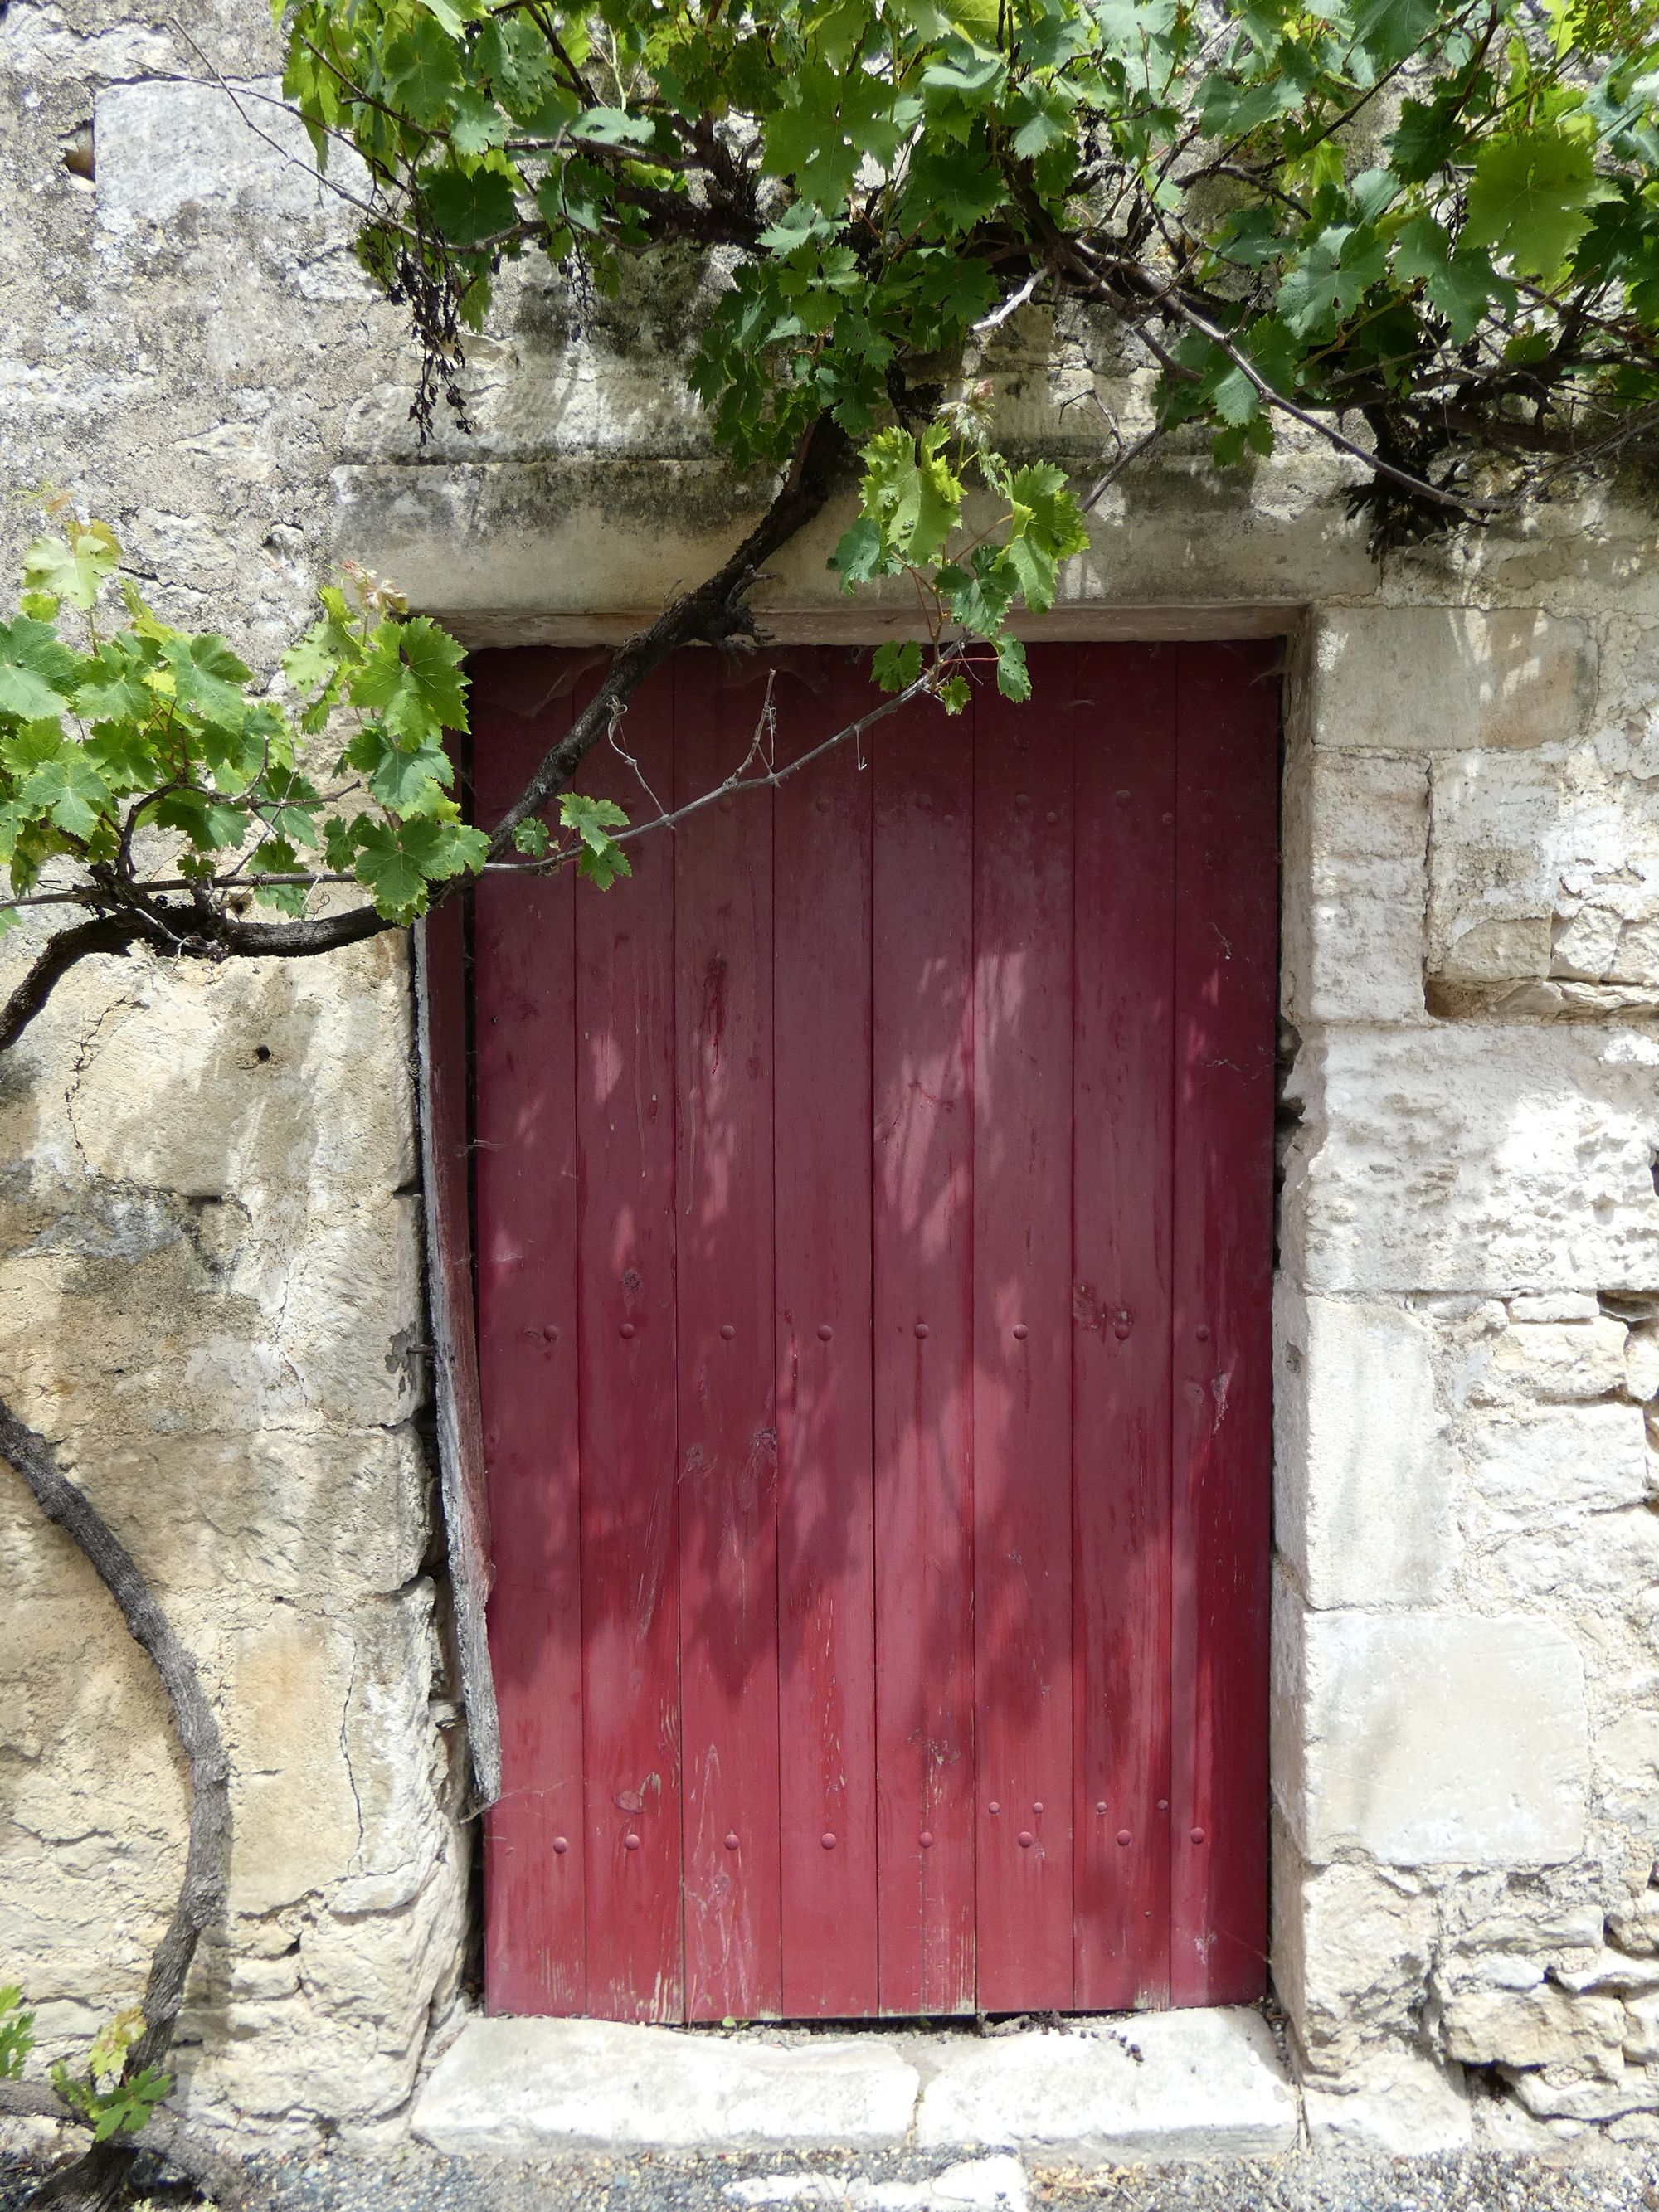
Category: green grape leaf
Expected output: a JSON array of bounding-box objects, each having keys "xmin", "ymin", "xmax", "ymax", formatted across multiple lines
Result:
[
  {"xmin": 352, "ymin": 821, "xmax": 432, "ymax": 918},
  {"xmin": 995, "ymin": 634, "xmax": 1031, "ymax": 702},
  {"xmin": 384, "ymin": 22, "xmax": 463, "ymax": 129},
  {"xmin": 1464, "ymin": 132, "xmax": 1607, "ymax": 279},
  {"xmin": 559, "ymin": 792, "xmax": 630, "ymax": 887},
  {"xmin": 153, "ymin": 786, "xmax": 248, "ymax": 852},
  {"xmin": 0, "ymin": 616, "xmax": 79, "ymax": 720},
  {"xmin": 450, "ymin": 88, "xmax": 508, "ymax": 155},
  {"xmin": 349, "ymin": 617, "xmax": 469, "ymax": 741},
  {"xmin": 1394, "ymin": 215, "xmax": 1502, "ymax": 340},
  {"xmin": 830, "ymin": 517, "xmax": 886, "ymax": 586},
  {"xmin": 421, "ymin": 161, "xmax": 519, "ymax": 245},
  {"xmin": 0, "ymin": 1986, "xmax": 36, "ymax": 2082},
  {"xmin": 19, "ymin": 743, "xmax": 111, "ymax": 839},
  {"xmin": 872, "ymin": 639, "xmax": 923, "ymax": 692},
  {"xmin": 575, "ymin": 840, "xmax": 631, "ymax": 888},
  {"xmin": 1209, "ymin": 358, "xmax": 1261, "ymax": 425},
  {"xmin": 22, "ymin": 522, "xmax": 119, "ymax": 614},
  {"xmin": 0, "ymin": 662, "xmax": 69, "ymax": 721},
  {"xmin": 573, "ymin": 106, "xmax": 660, "ymax": 148},
  {"xmin": 1349, "ymin": 0, "xmax": 1440, "ymax": 69},
  {"xmin": 163, "ymin": 634, "xmax": 253, "ymax": 728},
  {"xmin": 365, "ymin": 732, "xmax": 456, "ymax": 814},
  {"xmin": 1008, "ymin": 84, "xmax": 1075, "ymax": 159},
  {"xmin": 401, "ymin": 814, "xmax": 490, "ymax": 880},
  {"xmin": 1279, "ymin": 225, "xmax": 1389, "ymax": 335},
  {"xmin": 1003, "ymin": 532, "xmax": 1056, "ymax": 613}
]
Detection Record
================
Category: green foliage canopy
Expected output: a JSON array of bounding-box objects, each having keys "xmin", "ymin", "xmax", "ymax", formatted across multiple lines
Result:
[{"xmin": 284, "ymin": 0, "xmax": 1659, "ymax": 575}]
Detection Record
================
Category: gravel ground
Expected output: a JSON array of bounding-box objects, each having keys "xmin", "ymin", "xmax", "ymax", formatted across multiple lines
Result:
[{"xmin": 7, "ymin": 2140, "xmax": 1659, "ymax": 2212}]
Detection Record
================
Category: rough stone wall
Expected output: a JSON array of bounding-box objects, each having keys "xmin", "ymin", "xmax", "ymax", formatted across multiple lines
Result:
[
  {"xmin": 2, "ymin": 0, "xmax": 1657, "ymax": 2154},
  {"xmin": 1275, "ymin": 603, "xmax": 1659, "ymax": 2150},
  {"xmin": 0, "ymin": 0, "xmax": 468, "ymax": 2137}
]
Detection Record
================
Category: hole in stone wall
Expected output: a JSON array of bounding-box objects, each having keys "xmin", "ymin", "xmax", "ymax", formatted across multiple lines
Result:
[
  {"xmin": 60, "ymin": 123, "xmax": 94, "ymax": 182},
  {"xmin": 1273, "ymin": 1016, "xmax": 1304, "ymax": 1268},
  {"xmin": 254, "ymin": 1044, "xmax": 272, "ymax": 1063}
]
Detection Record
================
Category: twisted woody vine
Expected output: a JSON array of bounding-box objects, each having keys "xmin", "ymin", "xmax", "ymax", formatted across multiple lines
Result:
[{"xmin": 4, "ymin": 0, "xmax": 1659, "ymax": 2197}]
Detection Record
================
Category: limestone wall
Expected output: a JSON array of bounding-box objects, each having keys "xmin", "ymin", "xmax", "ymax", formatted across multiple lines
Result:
[
  {"xmin": 1, "ymin": 0, "xmax": 1657, "ymax": 2153},
  {"xmin": 0, "ymin": 0, "xmax": 468, "ymax": 2138}
]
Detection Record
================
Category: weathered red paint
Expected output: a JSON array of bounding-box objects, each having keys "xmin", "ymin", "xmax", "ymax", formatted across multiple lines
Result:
[
  {"xmin": 971, "ymin": 685, "xmax": 1076, "ymax": 2013},
  {"xmin": 473, "ymin": 662, "xmax": 586, "ymax": 2015},
  {"xmin": 771, "ymin": 657, "xmax": 881, "ymax": 2019},
  {"xmin": 1069, "ymin": 645, "xmax": 1178, "ymax": 2010},
  {"xmin": 1168, "ymin": 645, "xmax": 1280, "ymax": 2006},
  {"xmin": 471, "ymin": 641, "xmax": 1279, "ymax": 2021},
  {"xmin": 576, "ymin": 667, "xmax": 684, "ymax": 2021}
]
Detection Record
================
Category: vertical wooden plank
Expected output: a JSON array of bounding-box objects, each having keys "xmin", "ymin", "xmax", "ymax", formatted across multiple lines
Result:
[
  {"xmin": 575, "ymin": 668, "xmax": 684, "ymax": 2021},
  {"xmin": 1170, "ymin": 642, "xmax": 1279, "ymax": 2008},
  {"xmin": 971, "ymin": 672, "xmax": 1076, "ymax": 2013},
  {"xmin": 1070, "ymin": 645, "xmax": 1177, "ymax": 2010},
  {"xmin": 772, "ymin": 657, "xmax": 879, "ymax": 2018},
  {"xmin": 675, "ymin": 659, "xmax": 783, "ymax": 2021},
  {"xmin": 872, "ymin": 699, "xmax": 977, "ymax": 2017},
  {"xmin": 473, "ymin": 668, "xmax": 587, "ymax": 2015}
]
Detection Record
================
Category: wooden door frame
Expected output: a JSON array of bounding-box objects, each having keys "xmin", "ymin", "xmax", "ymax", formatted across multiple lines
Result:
[{"xmin": 420, "ymin": 615, "xmax": 1297, "ymax": 2012}]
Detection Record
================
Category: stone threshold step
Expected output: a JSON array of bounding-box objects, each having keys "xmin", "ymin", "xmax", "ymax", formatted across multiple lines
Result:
[{"xmin": 412, "ymin": 2006, "xmax": 1298, "ymax": 2162}]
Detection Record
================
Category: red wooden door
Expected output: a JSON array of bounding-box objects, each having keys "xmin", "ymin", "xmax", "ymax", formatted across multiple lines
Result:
[{"xmin": 470, "ymin": 641, "xmax": 1277, "ymax": 2021}]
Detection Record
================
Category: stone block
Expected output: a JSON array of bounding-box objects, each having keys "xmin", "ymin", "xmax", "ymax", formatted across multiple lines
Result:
[
  {"xmin": 1557, "ymin": 1954, "xmax": 1659, "ymax": 1996},
  {"xmin": 1456, "ymin": 1898, "xmax": 1606, "ymax": 1954},
  {"xmin": 1275, "ymin": 1291, "xmax": 1453, "ymax": 1607},
  {"xmin": 95, "ymin": 78, "xmax": 368, "ymax": 228},
  {"xmin": 912, "ymin": 2011, "xmax": 1297, "ymax": 2160},
  {"xmin": 1428, "ymin": 752, "xmax": 1659, "ymax": 989},
  {"xmin": 1454, "ymin": 1955, "xmax": 1549, "ymax": 1992},
  {"xmin": 1468, "ymin": 1319, "xmax": 1630, "ymax": 1404},
  {"xmin": 336, "ymin": 450, "xmax": 1375, "ymax": 636},
  {"xmin": 1625, "ymin": 1996, "xmax": 1659, "ymax": 2060},
  {"xmin": 65, "ymin": 942, "xmax": 415, "ymax": 1198},
  {"xmin": 1504, "ymin": 2062, "xmax": 1659, "ymax": 2122},
  {"xmin": 1610, "ymin": 1893, "xmax": 1659, "ymax": 1955},
  {"xmin": 1282, "ymin": 1023, "xmax": 1659, "ymax": 1293},
  {"xmin": 1303, "ymin": 2048, "xmax": 1472, "ymax": 2155},
  {"xmin": 1467, "ymin": 1405, "xmax": 1649, "ymax": 1526},
  {"xmin": 221, "ymin": 1608, "xmax": 370, "ymax": 1916},
  {"xmin": 217, "ymin": 1586, "xmax": 445, "ymax": 1924},
  {"xmin": 299, "ymin": 1857, "xmax": 467, "ymax": 2044},
  {"xmin": 1443, "ymin": 1985, "xmax": 1625, "ymax": 2068},
  {"xmin": 1486, "ymin": 1504, "xmax": 1659, "ymax": 1605},
  {"xmin": 1627, "ymin": 1324, "xmax": 1659, "ymax": 1403},
  {"xmin": 1309, "ymin": 608, "xmax": 1597, "ymax": 754},
  {"xmin": 1509, "ymin": 1292, "xmax": 1602, "ymax": 1322},
  {"xmin": 412, "ymin": 2017, "xmax": 921, "ymax": 2153},
  {"xmin": 260, "ymin": 1194, "xmax": 426, "ymax": 1431},
  {"xmin": 1, "ymin": 6, "xmax": 179, "ymax": 79},
  {"xmin": 0, "ymin": 1427, "xmax": 431, "ymax": 1600},
  {"xmin": 1272, "ymin": 1843, "xmax": 1438, "ymax": 2073},
  {"xmin": 1281, "ymin": 750, "xmax": 1428, "ymax": 1024},
  {"xmin": 1277, "ymin": 1600, "xmax": 1588, "ymax": 1866}
]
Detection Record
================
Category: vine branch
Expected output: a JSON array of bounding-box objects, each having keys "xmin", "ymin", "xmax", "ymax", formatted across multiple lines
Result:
[{"xmin": 0, "ymin": 1401, "xmax": 233, "ymax": 2212}]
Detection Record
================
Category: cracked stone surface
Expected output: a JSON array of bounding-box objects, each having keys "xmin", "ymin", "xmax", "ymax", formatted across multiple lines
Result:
[{"xmin": 411, "ymin": 2012, "xmax": 1297, "ymax": 2161}]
